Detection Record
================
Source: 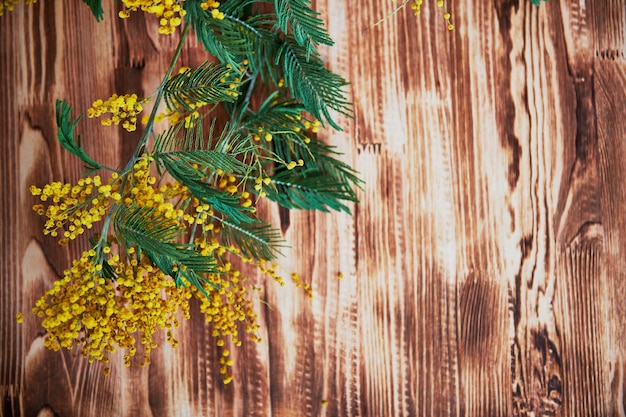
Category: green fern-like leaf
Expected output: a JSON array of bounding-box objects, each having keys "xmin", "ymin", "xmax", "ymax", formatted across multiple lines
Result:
[
  {"xmin": 296, "ymin": 136, "xmax": 362, "ymax": 191},
  {"xmin": 274, "ymin": 0, "xmax": 333, "ymax": 57},
  {"xmin": 55, "ymin": 100, "xmax": 101, "ymax": 172},
  {"xmin": 113, "ymin": 205, "xmax": 187, "ymax": 253},
  {"xmin": 81, "ymin": 0, "xmax": 104, "ymax": 21},
  {"xmin": 112, "ymin": 204, "xmax": 218, "ymax": 296},
  {"xmin": 216, "ymin": 217, "xmax": 284, "ymax": 261},
  {"xmin": 221, "ymin": 13, "xmax": 279, "ymax": 78},
  {"xmin": 185, "ymin": 2, "xmax": 256, "ymax": 69},
  {"xmin": 148, "ymin": 251, "xmax": 218, "ymax": 296},
  {"xmin": 239, "ymin": 94, "xmax": 362, "ymax": 206},
  {"xmin": 241, "ymin": 92, "xmax": 304, "ymax": 132},
  {"xmin": 276, "ymin": 37, "xmax": 351, "ymax": 130},
  {"xmin": 153, "ymin": 119, "xmax": 254, "ymax": 175},
  {"xmin": 163, "ymin": 157, "xmax": 255, "ymax": 224},
  {"xmin": 240, "ymin": 94, "xmax": 316, "ymax": 160},
  {"xmin": 153, "ymin": 120, "xmax": 258, "ymax": 224},
  {"xmin": 163, "ymin": 62, "xmax": 240, "ymax": 112},
  {"xmin": 264, "ymin": 168, "xmax": 358, "ymax": 213}
]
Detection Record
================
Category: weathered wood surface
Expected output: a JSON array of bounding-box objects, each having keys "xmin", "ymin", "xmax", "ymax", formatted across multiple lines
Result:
[{"xmin": 1, "ymin": 0, "xmax": 626, "ymax": 416}]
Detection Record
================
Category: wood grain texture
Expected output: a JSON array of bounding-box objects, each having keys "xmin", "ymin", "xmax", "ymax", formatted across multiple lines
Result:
[{"xmin": 2, "ymin": 0, "xmax": 626, "ymax": 416}]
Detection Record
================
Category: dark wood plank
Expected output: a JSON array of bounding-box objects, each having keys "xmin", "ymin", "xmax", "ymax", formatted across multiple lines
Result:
[
  {"xmin": 1, "ymin": 6, "xmax": 23, "ymax": 417},
  {"xmin": 596, "ymin": 59, "xmax": 626, "ymax": 416}
]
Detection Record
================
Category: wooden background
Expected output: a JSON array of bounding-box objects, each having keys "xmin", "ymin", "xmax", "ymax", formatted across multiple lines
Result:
[{"xmin": 2, "ymin": 0, "xmax": 626, "ymax": 416}]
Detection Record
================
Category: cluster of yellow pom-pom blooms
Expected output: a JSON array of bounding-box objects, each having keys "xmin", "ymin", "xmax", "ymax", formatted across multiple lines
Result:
[
  {"xmin": 28, "ymin": 154, "xmax": 307, "ymax": 381},
  {"xmin": 87, "ymin": 94, "xmax": 147, "ymax": 132},
  {"xmin": 1, "ymin": 0, "xmax": 223, "ymax": 34},
  {"xmin": 118, "ymin": 0, "xmax": 223, "ymax": 35}
]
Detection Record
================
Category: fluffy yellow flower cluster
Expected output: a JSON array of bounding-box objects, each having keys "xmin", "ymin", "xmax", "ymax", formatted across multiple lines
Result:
[
  {"xmin": 29, "ymin": 156, "xmax": 188, "ymax": 246},
  {"xmin": 30, "ymin": 231, "xmax": 271, "ymax": 381},
  {"xmin": 194, "ymin": 259, "xmax": 260, "ymax": 385},
  {"xmin": 124, "ymin": 156, "xmax": 188, "ymax": 215},
  {"xmin": 0, "ymin": 0, "xmax": 36, "ymax": 16},
  {"xmin": 118, "ymin": 0, "xmax": 225, "ymax": 34},
  {"xmin": 31, "ymin": 246, "xmax": 192, "ymax": 374},
  {"xmin": 30, "ymin": 174, "xmax": 121, "ymax": 245},
  {"xmin": 1, "ymin": 0, "xmax": 224, "ymax": 33},
  {"xmin": 28, "ymin": 157, "xmax": 286, "ymax": 381},
  {"xmin": 119, "ymin": 0, "xmax": 187, "ymax": 35},
  {"xmin": 200, "ymin": 0, "xmax": 224, "ymax": 20},
  {"xmin": 88, "ymin": 93, "xmax": 147, "ymax": 132}
]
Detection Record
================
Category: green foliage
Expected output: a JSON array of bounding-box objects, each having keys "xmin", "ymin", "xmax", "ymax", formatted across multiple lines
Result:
[
  {"xmin": 149, "ymin": 252, "xmax": 218, "ymax": 296},
  {"xmin": 218, "ymin": 218, "xmax": 285, "ymax": 261},
  {"xmin": 163, "ymin": 62, "xmax": 242, "ymax": 112},
  {"xmin": 153, "ymin": 119, "xmax": 260, "ymax": 225},
  {"xmin": 164, "ymin": 156, "xmax": 255, "ymax": 223},
  {"xmin": 55, "ymin": 99, "xmax": 101, "ymax": 172},
  {"xmin": 153, "ymin": 119, "xmax": 252, "ymax": 175},
  {"xmin": 264, "ymin": 168, "xmax": 358, "ymax": 213},
  {"xmin": 530, "ymin": 0, "xmax": 548, "ymax": 5},
  {"xmin": 184, "ymin": 1, "xmax": 260, "ymax": 69},
  {"xmin": 273, "ymin": 0, "xmax": 333, "ymax": 57},
  {"xmin": 303, "ymin": 137, "xmax": 362, "ymax": 189},
  {"xmin": 276, "ymin": 37, "xmax": 351, "ymax": 130},
  {"xmin": 112, "ymin": 204, "xmax": 218, "ymax": 295},
  {"xmin": 185, "ymin": 1, "xmax": 351, "ymax": 130},
  {"xmin": 239, "ymin": 93, "xmax": 361, "ymax": 211},
  {"xmin": 81, "ymin": 0, "xmax": 104, "ymax": 21}
]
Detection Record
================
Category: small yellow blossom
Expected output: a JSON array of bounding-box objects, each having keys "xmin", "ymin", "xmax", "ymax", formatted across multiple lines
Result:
[
  {"xmin": 201, "ymin": 0, "xmax": 224, "ymax": 19},
  {"xmin": 30, "ymin": 175, "xmax": 116, "ymax": 243},
  {"xmin": 31, "ymin": 248, "xmax": 192, "ymax": 366},
  {"xmin": 88, "ymin": 93, "xmax": 147, "ymax": 132},
  {"xmin": 119, "ymin": 0, "xmax": 187, "ymax": 35}
]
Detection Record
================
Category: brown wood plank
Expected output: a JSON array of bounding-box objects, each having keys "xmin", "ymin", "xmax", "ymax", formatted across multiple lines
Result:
[
  {"xmin": 593, "ymin": 0, "xmax": 626, "ymax": 59},
  {"xmin": 596, "ymin": 59, "xmax": 626, "ymax": 416},
  {"xmin": 1, "ymin": 5, "xmax": 23, "ymax": 416}
]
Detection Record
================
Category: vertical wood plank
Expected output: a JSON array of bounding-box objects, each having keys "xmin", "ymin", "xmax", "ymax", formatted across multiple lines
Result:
[
  {"xmin": 593, "ymin": 0, "xmax": 626, "ymax": 59},
  {"xmin": 350, "ymin": 2, "xmax": 466, "ymax": 415},
  {"xmin": 503, "ymin": 2, "xmax": 578, "ymax": 414},
  {"xmin": 1, "ymin": 5, "xmax": 23, "ymax": 416},
  {"xmin": 596, "ymin": 59, "xmax": 626, "ymax": 417}
]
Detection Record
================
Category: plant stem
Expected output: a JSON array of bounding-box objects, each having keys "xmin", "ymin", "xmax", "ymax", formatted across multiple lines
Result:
[
  {"xmin": 99, "ymin": 23, "xmax": 192, "ymax": 249},
  {"xmin": 131, "ymin": 22, "xmax": 191, "ymax": 166}
]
